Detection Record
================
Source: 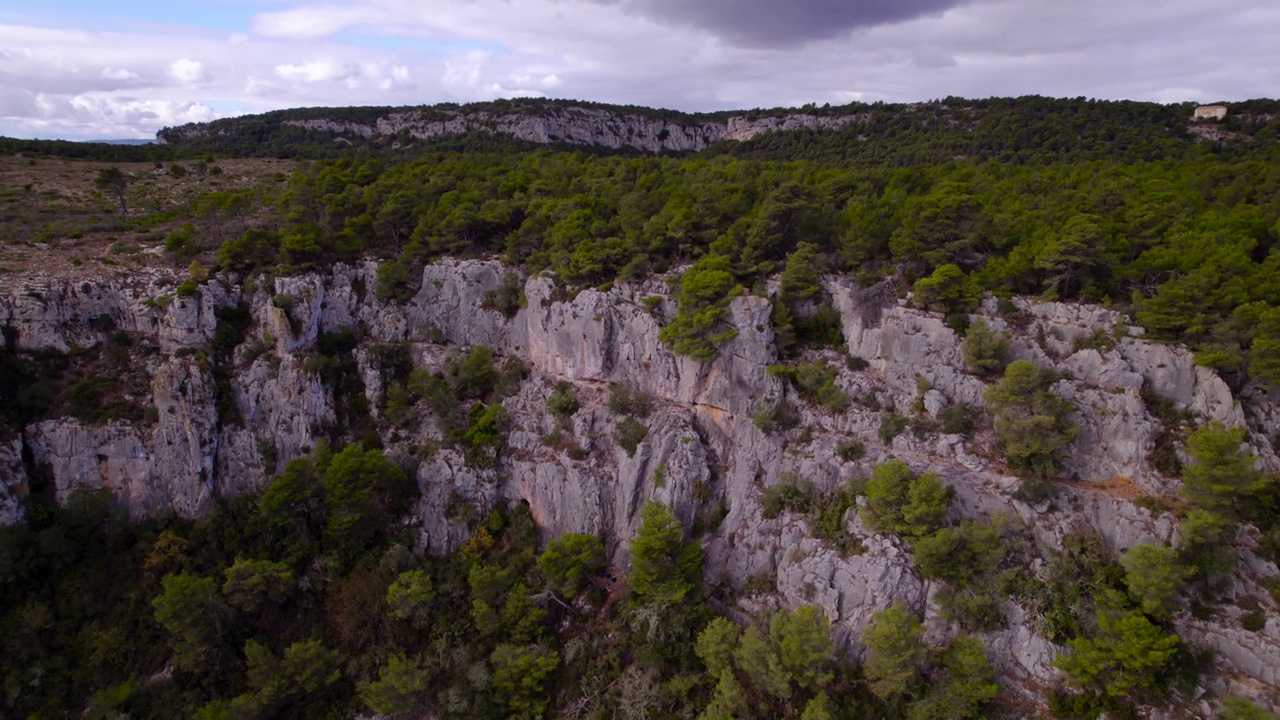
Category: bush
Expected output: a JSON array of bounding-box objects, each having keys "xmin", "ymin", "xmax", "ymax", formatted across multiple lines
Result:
[
  {"xmin": 937, "ymin": 587, "xmax": 1006, "ymax": 632},
  {"xmin": 913, "ymin": 520, "xmax": 1004, "ymax": 587},
  {"xmin": 938, "ymin": 402, "xmax": 978, "ymax": 436},
  {"xmin": 614, "ymin": 416, "xmax": 648, "ymax": 457},
  {"xmin": 962, "ymin": 319, "xmax": 1010, "ymax": 374},
  {"xmin": 768, "ymin": 358, "xmax": 849, "ymax": 412},
  {"xmin": 861, "ymin": 459, "xmax": 950, "ymax": 540},
  {"xmin": 878, "ymin": 412, "xmax": 907, "ymax": 444},
  {"xmin": 545, "ymin": 381, "xmax": 579, "ymax": 426},
  {"xmin": 482, "ymin": 273, "xmax": 526, "ymax": 318},
  {"xmin": 761, "ymin": 479, "xmax": 815, "ymax": 519},
  {"xmin": 607, "ymin": 382, "xmax": 653, "ymax": 418},
  {"xmin": 984, "ymin": 360, "xmax": 1078, "ymax": 479},
  {"xmin": 752, "ymin": 399, "xmax": 800, "ymax": 435},
  {"xmin": 836, "ymin": 436, "xmax": 866, "ymax": 461}
]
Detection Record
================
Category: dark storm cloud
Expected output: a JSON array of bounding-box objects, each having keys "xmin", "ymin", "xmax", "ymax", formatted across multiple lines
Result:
[{"xmin": 619, "ymin": 0, "xmax": 969, "ymax": 47}]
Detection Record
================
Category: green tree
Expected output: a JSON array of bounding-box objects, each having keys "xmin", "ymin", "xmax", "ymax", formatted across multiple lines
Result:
[
  {"xmin": 1180, "ymin": 421, "xmax": 1262, "ymax": 514},
  {"xmin": 801, "ymin": 692, "xmax": 836, "ymax": 720},
  {"xmin": 699, "ymin": 670, "xmax": 750, "ymax": 720},
  {"xmin": 1176, "ymin": 508, "xmax": 1237, "ymax": 600},
  {"xmin": 984, "ymin": 360, "xmax": 1078, "ymax": 479},
  {"xmin": 1118, "ymin": 544, "xmax": 1192, "ymax": 619},
  {"xmin": 695, "ymin": 617, "xmax": 741, "ymax": 675},
  {"xmin": 489, "ymin": 643, "xmax": 560, "ymax": 717},
  {"xmin": 322, "ymin": 444, "xmax": 410, "ymax": 556},
  {"xmin": 659, "ymin": 255, "xmax": 742, "ymax": 361},
  {"xmin": 536, "ymin": 532, "xmax": 606, "ymax": 596},
  {"xmin": 913, "ymin": 519, "xmax": 1004, "ymax": 587},
  {"xmin": 912, "ymin": 263, "xmax": 976, "ymax": 315},
  {"xmin": 1053, "ymin": 601, "xmax": 1179, "ymax": 698},
  {"xmin": 259, "ymin": 456, "xmax": 323, "ymax": 559},
  {"xmin": 770, "ymin": 605, "xmax": 834, "ymax": 692},
  {"xmin": 861, "ymin": 459, "xmax": 950, "ymax": 540},
  {"xmin": 907, "ymin": 635, "xmax": 998, "ymax": 720},
  {"xmin": 628, "ymin": 500, "xmax": 703, "ymax": 604},
  {"xmin": 222, "ymin": 557, "xmax": 294, "ymax": 614},
  {"xmin": 385, "ymin": 569, "xmax": 435, "ymax": 628},
  {"xmin": 1035, "ymin": 214, "xmax": 1106, "ymax": 298},
  {"xmin": 735, "ymin": 624, "xmax": 792, "ymax": 698},
  {"xmin": 243, "ymin": 638, "xmax": 341, "ymax": 709},
  {"xmin": 863, "ymin": 600, "xmax": 923, "ymax": 701},
  {"xmin": 152, "ymin": 572, "xmax": 228, "ymax": 671},
  {"xmin": 961, "ymin": 319, "xmax": 1010, "ymax": 374},
  {"xmin": 94, "ymin": 166, "xmax": 131, "ymax": 220},
  {"xmin": 358, "ymin": 654, "xmax": 431, "ymax": 716}
]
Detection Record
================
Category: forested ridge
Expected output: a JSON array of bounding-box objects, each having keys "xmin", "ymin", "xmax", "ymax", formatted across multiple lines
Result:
[
  {"xmin": 5, "ymin": 95, "xmax": 1280, "ymax": 720},
  {"xmin": 197, "ymin": 150, "xmax": 1280, "ymax": 389},
  {"xmin": 139, "ymin": 95, "xmax": 1280, "ymax": 161}
]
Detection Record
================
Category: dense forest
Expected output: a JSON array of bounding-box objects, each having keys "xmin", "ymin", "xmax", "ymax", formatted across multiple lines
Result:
[
  {"xmin": 189, "ymin": 149, "xmax": 1280, "ymax": 389},
  {"xmin": 4, "ymin": 96, "xmax": 1280, "ymax": 719}
]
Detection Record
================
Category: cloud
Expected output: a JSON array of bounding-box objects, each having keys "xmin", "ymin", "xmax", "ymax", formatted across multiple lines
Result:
[
  {"xmin": 442, "ymin": 50, "xmax": 489, "ymax": 87},
  {"xmin": 618, "ymin": 0, "xmax": 970, "ymax": 48},
  {"xmin": 169, "ymin": 58, "xmax": 207, "ymax": 84},
  {"xmin": 102, "ymin": 67, "xmax": 140, "ymax": 81},
  {"xmin": 276, "ymin": 59, "xmax": 352, "ymax": 83},
  {"xmin": 251, "ymin": 7, "xmax": 373, "ymax": 39},
  {"xmin": 2, "ymin": 0, "xmax": 1279, "ymax": 140}
]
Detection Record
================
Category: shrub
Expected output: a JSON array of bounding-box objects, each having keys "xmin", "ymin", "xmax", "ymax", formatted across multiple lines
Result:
[
  {"xmin": 614, "ymin": 416, "xmax": 648, "ymax": 457},
  {"xmin": 768, "ymin": 359, "xmax": 849, "ymax": 412},
  {"xmin": 607, "ymin": 382, "xmax": 653, "ymax": 418},
  {"xmin": 482, "ymin": 273, "xmax": 526, "ymax": 318},
  {"xmin": 878, "ymin": 412, "xmax": 907, "ymax": 444},
  {"xmin": 836, "ymin": 436, "xmax": 866, "ymax": 462},
  {"xmin": 938, "ymin": 402, "xmax": 978, "ymax": 435},
  {"xmin": 545, "ymin": 381, "xmax": 579, "ymax": 426},
  {"xmin": 752, "ymin": 399, "xmax": 800, "ymax": 435},
  {"xmin": 761, "ymin": 480, "xmax": 815, "ymax": 519},
  {"xmin": 984, "ymin": 360, "xmax": 1078, "ymax": 479},
  {"xmin": 861, "ymin": 459, "xmax": 950, "ymax": 540},
  {"xmin": 961, "ymin": 319, "xmax": 1010, "ymax": 374},
  {"xmin": 937, "ymin": 587, "xmax": 1006, "ymax": 633}
]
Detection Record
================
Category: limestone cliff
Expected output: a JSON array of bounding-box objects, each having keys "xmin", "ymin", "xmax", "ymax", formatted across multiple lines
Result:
[
  {"xmin": 158, "ymin": 105, "xmax": 860, "ymax": 154},
  {"xmin": 1, "ymin": 260, "xmax": 1278, "ymax": 711}
]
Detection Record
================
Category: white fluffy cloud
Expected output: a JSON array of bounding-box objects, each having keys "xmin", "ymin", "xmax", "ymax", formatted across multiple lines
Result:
[
  {"xmin": 0, "ymin": 0, "xmax": 1277, "ymax": 139},
  {"xmin": 169, "ymin": 59, "xmax": 207, "ymax": 84}
]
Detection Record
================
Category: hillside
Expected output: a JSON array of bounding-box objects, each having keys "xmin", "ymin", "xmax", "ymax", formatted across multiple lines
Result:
[
  {"xmin": 152, "ymin": 95, "xmax": 1280, "ymax": 163},
  {"xmin": 1, "ymin": 99, "xmax": 1280, "ymax": 719}
]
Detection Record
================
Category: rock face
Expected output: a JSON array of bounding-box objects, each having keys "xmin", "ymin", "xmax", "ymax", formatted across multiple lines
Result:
[
  {"xmin": 160, "ymin": 106, "xmax": 860, "ymax": 154},
  {"xmin": 2, "ymin": 259, "xmax": 1279, "ymax": 705}
]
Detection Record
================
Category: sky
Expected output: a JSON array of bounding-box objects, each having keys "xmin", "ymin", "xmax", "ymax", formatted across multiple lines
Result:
[{"xmin": 1, "ymin": 0, "xmax": 1277, "ymax": 140}]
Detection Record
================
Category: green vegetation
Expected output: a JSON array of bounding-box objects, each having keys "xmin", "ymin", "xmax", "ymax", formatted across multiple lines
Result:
[
  {"xmin": 1053, "ymin": 600, "xmax": 1181, "ymax": 699},
  {"xmin": 961, "ymin": 319, "xmax": 1010, "ymax": 374},
  {"xmin": 768, "ymin": 358, "xmax": 850, "ymax": 412},
  {"xmin": 984, "ymin": 360, "xmax": 1078, "ymax": 479},
  {"xmin": 861, "ymin": 459, "xmax": 951, "ymax": 540}
]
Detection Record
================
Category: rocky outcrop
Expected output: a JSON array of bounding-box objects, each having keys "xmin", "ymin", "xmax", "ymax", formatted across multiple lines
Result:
[
  {"xmin": 3, "ymin": 259, "xmax": 1280, "ymax": 705},
  {"xmin": 0, "ymin": 433, "xmax": 26, "ymax": 524},
  {"xmin": 162, "ymin": 106, "xmax": 860, "ymax": 154}
]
